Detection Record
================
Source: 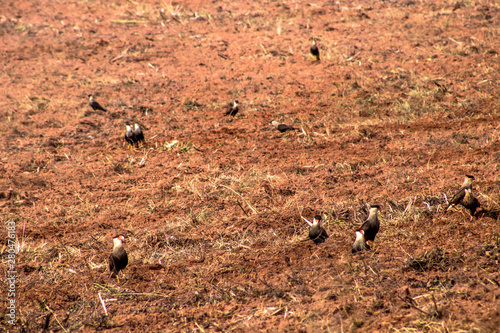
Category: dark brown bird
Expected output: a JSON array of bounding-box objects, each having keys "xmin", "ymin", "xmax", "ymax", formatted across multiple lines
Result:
[
  {"xmin": 109, "ymin": 234, "xmax": 128, "ymax": 281},
  {"xmin": 352, "ymin": 205, "xmax": 381, "ymax": 253},
  {"xmin": 446, "ymin": 175, "xmax": 475, "ymax": 211},
  {"xmin": 225, "ymin": 100, "xmax": 239, "ymax": 116},
  {"xmin": 306, "ymin": 215, "xmax": 329, "ymax": 244},
  {"xmin": 310, "ymin": 40, "xmax": 320, "ymax": 61},
  {"xmin": 88, "ymin": 94, "xmax": 107, "ymax": 111},
  {"xmin": 270, "ymin": 121, "xmax": 299, "ymax": 133},
  {"xmin": 133, "ymin": 123, "xmax": 144, "ymax": 145},
  {"xmin": 124, "ymin": 125, "xmax": 136, "ymax": 147},
  {"xmin": 462, "ymin": 188, "xmax": 480, "ymax": 216}
]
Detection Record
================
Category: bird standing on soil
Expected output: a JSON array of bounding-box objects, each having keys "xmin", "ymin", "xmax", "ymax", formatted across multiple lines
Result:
[
  {"xmin": 270, "ymin": 121, "xmax": 299, "ymax": 133},
  {"xmin": 304, "ymin": 215, "xmax": 329, "ymax": 244},
  {"xmin": 133, "ymin": 123, "xmax": 144, "ymax": 146},
  {"xmin": 109, "ymin": 235, "xmax": 128, "ymax": 282},
  {"xmin": 124, "ymin": 123, "xmax": 145, "ymax": 148},
  {"xmin": 446, "ymin": 175, "xmax": 475, "ymax": 211},
  {"xmin": 462, "ymin": 188, "xmax": 480, "ymax": 217},
  {"xmin": 124, "ymin": 125, "xmax": 136, "ymax": 147},
  {"xmin": 352, "ymin": 205, "xmax": 381, "ymax": 253},
  {"xmin": 225, "ymin": 100, "xmax": 239, "ymax": 117},
  {"xmin": 88, "ymin": 94, "xmax": 107, "ymax": 111},
  {"xmin": 310, "ymin": 40, "xmax": 320, "ymax": 61},
  {"xmin": 352, "ymin": 229, "xmax": 369, "ymax": 253}
]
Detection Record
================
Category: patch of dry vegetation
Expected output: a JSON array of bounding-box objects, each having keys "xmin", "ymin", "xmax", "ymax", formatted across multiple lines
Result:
[{"xmin": 1, "ymin": 0, "xmax": 500, "ymax": 331}]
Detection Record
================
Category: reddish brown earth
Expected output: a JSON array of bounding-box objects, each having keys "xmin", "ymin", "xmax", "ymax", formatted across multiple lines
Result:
[{"xmin": 1, "ymin": 0, "xmax": 500, "ymax": 331}]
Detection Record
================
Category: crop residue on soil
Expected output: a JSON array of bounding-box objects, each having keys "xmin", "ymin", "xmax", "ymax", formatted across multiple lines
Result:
[{"xmin": 1, "ymin": 0, "xmax": 499, "ymax": 332}]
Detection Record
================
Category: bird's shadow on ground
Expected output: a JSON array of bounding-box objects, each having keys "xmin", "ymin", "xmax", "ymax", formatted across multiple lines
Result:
[{"xmin": 476, "ymin": 209, "xmax": 500, "ymax": 220}]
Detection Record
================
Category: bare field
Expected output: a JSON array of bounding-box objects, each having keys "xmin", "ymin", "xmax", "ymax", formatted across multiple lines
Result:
[{"xmin": 1, "ymin": 0, "xmax": 500, "ymax": 331}]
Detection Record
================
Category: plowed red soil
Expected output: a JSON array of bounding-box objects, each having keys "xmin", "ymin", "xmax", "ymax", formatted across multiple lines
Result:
[{"xmin": 1, "ymin": 0, "xmax": 500, "ymax": 331}]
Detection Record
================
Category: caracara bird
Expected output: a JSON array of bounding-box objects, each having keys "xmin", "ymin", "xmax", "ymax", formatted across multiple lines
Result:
[
  {"xmin": 463, "ymin": 188, "xmax": 480, "ymax": 216},
  {"xmin": 310, "ymin": 40, "xmax": 320, "ymax": 61},
  {"xmin": 352, "ymin": 205, "xmax": 381, "ymax": 253},
  {"xmin": 225, "ymin": 100, "xmax": 239, "ymax": 117},
  {"xmin": 352, "ymin": 229, "xmax": 369, "ymax": 253},
  {"xmin": 304, "ymin": 215, "xmax": 329, "ymax": 244},
  {"xmin": 88, "ymin": 94, "xmax": 107, "ymax": 111},
  {"xmin": 446, "ymin": 175, "xmax": 475, "ymax": 211},
  {"xmin": 270, "ymin": 121, "xmax": 299, "ymax": 133},
  {"xmin": 109, "ymin": 235, "xmax": 128, "ymax": 282},
  {"xmin": 124, "ymin": 125, "xmax": 136, "ymax": 147},
  {"xmin": 133, "ymin": 123, "xmax": 144, "ymax": 145}
]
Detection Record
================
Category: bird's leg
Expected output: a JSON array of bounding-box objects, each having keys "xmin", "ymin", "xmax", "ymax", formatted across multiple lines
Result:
[{"xmin": 116, "ymin": 274, "xmax": 120, "ymax": 284}]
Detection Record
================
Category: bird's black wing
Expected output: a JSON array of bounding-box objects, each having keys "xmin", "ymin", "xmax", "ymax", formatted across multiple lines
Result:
[
  {"xmin": 226, "ymin": 106, "xmax": 238, "ymax": 116},
  {"xmin": 358, "ymin": 219, "xmax": 379, "ymax": 242},
  {"xmin": 448, "ymin": 188, "xmax": 466, "ymax": 207},
  {"xmin": 117, "ymin": 251, "xmax": 128, "ymax": 271},
  {"xmin": 310, "ymin": 45, "xmax": 320, "ymax": 60},
  {"xmin": 125, "ymin": 133, "xmax": 135, "ymax": 145},
  {"xmin": 309, "ymin": 226, "xmax": 327, "ymax": 244},
  {"xmin": 91, "ymin": 101, "xmax": 107, "ymax": 111},
  {"xmin": 312, "ymin": 228, "xmax": 328, "ymax": 244},
  {"xmin": 135, "ymin": 130, "xmax": 144, "ymax": 142},
  {"xmin": 464, "ymin": 196, "xmax": 480, "ymax": 215},
  {"xmin": 109, "ymin": 254, "xmax": 117, "ymax": 275},
  {"xmin": 276, "ymin": 124, "xmax": 288, "ymax": 132},
  {"xmin": 309, "ymin": 226, "xmax": 320, "ymax": 241},
  {"xmin": 320, "ymin": 228, "xmax": 329, "ymax": 240}
]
